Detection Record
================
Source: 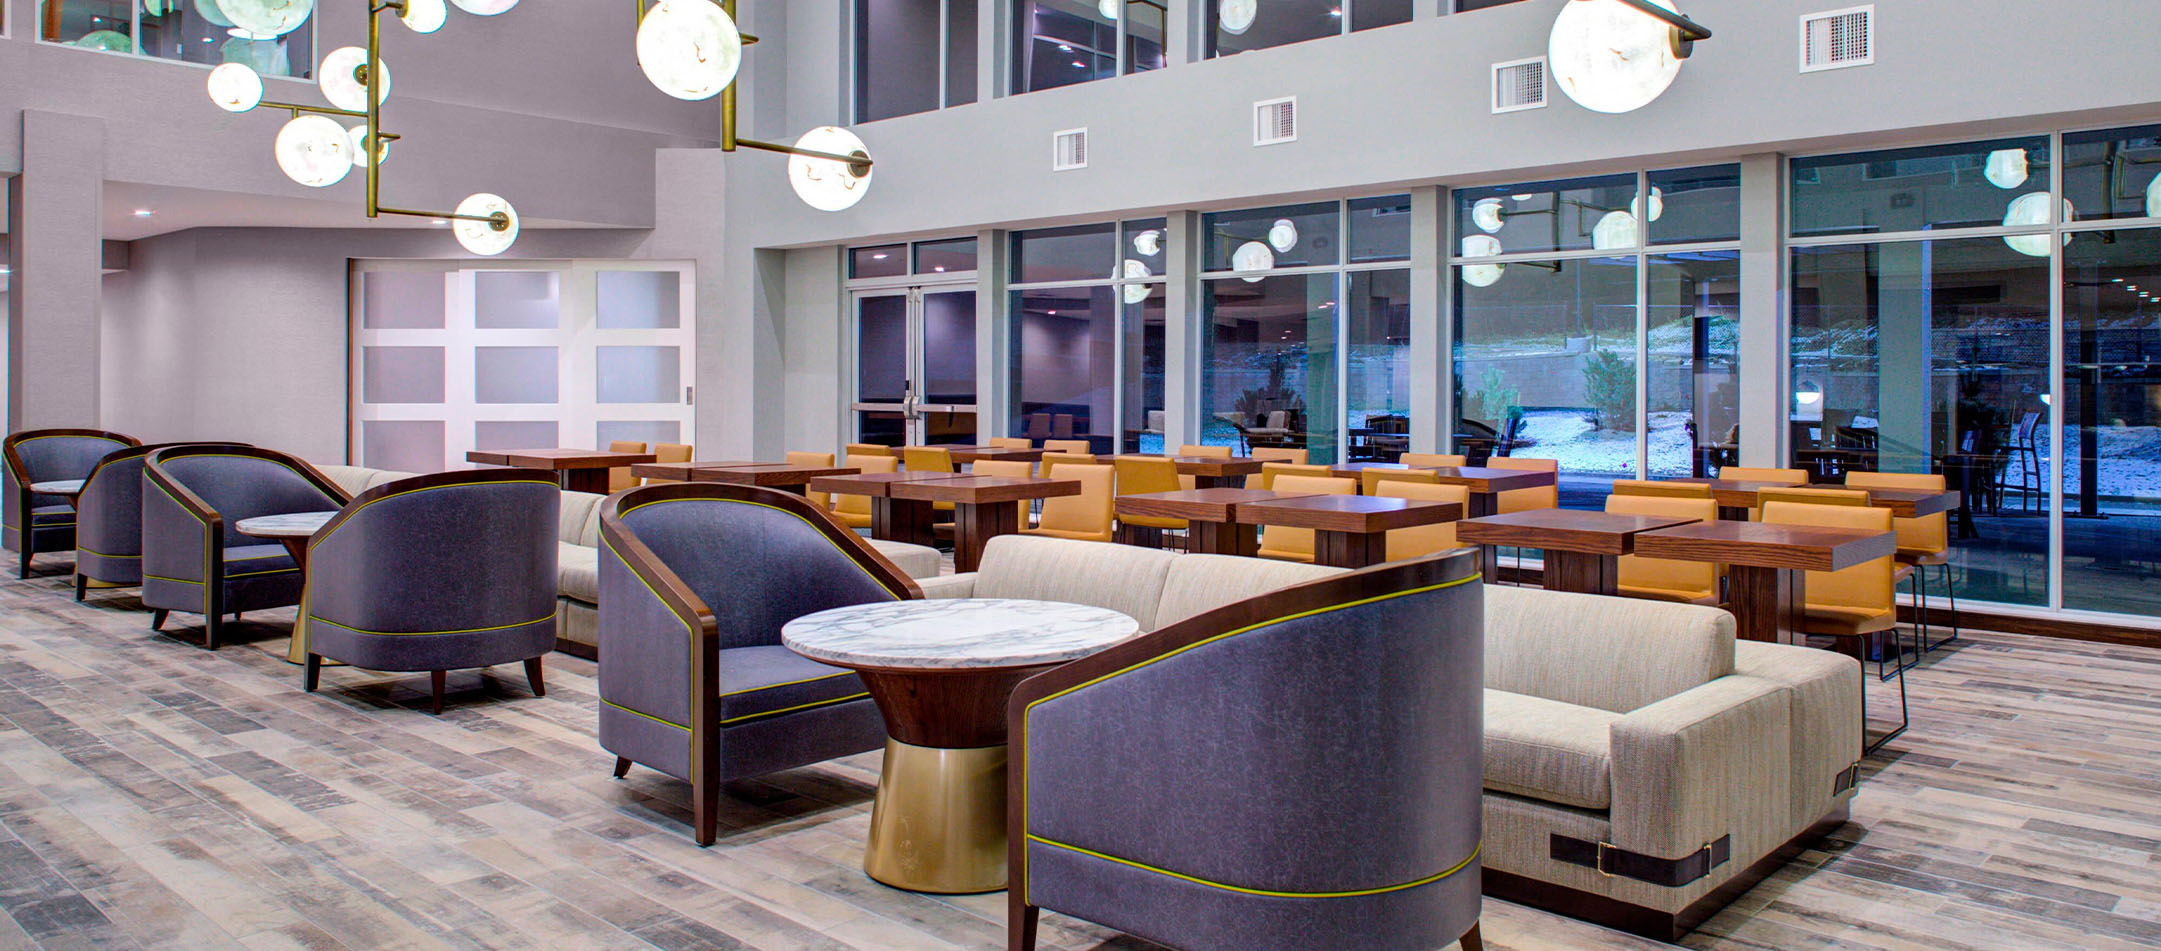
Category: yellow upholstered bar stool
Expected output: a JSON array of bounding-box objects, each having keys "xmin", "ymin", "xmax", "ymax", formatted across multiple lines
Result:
[
  {"xmin": 607, "ymin": 441, "xmax": 647, "ymax": 492},
  {"xmin": 1362, "ymin": 467, "xmax": 1440, "ymax": 496},
  {"xmin": 1112, "ymin": 456, "xmax": 1187, "ymax": 548},
  {"xmin": 1399, "ymin": 453, "xmax": 1467, "ymax": 469},
  {"xmin": 846, "ymin": 442, "xmax": 893, "ymax": 457},
  {"xmin": 831, "ymin": 454, "xmax": 898, "ymax": 529},
  {"xmin": 1486, "ymin": 457, "xmax": 1559, "ymax": 513},
  {"xmin": 1177, "ymin": 444, "xmax": 1232, "ymax": 458},
  {"xmin": 1023, "ymin": 465, "xmax": 1116, "ymax": 542},
  {"xmin": 1847, "ymin": 471, "xmax": 1959, "ymax": 654},
  {"xmin": 1374, "ymin": 481, "xmax": 1469, "ymax": 563},
  {"xmin": 1603, "ymin": 495, "xmax": 1722, "ymax": 605},
  {"xmin": 1039, "ymin": 452, "xmax": 1099, "ymax": 480},
  {"xmin": 786, "ymin": 451, "xmax": 837, "ymax": 510},
  {"xmin": 1245, "ymin": 462, "xmax": 1334, "ymax": 490},
  {"xmin": 1250, "ymin": 447, "xmax": 1309, "ymax": 465},
  {"xmin": 1718, "ymin": 466, "xmax": 1810, "ymax": 485},
  {"xmin": 1255, "ymin": 475, "xmax": 1356, "ymax": 563},
  {"xmin": 1762, "ymin": 501, "xmax": 1906, "ymax": 753},
  {"xmin": 1610, "ymin": 479, "xmax": 1712, "ymax": 499},
  {"xmin": 985, "ymin": 436, "xmax": 1032, "ymax": 450},
  {"xmin": 969, "ymin": 459, "xmax": 1038, "ymax": 528},
  {"xmin": 1042, "ymin": 439, "xmax": 1091, "ymax": 454}
]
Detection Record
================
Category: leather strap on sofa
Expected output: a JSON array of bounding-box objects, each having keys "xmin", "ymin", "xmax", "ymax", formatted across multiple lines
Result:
[
  {"xmin": 1832, "ymin": 763, "xmax": 1862, "ymax": 795},
  {"xmin": 1551, "ymin": 834, "xmax": 1731, "ymax": 888}
]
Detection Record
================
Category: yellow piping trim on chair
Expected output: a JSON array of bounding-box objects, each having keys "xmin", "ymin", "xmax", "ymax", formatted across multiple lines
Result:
[
  {"xmin": 719, "ymin": 691, "xmax": 871, "ymax": 725},
  {"xmin": 619, "ymin": 496, "xmax": 906, "ymax": 603},
  {"xmin": 1024, "ymin": 836, "xmax": 1481, "ymax": 900},
  {"xmin": 226, "ymin": 566, "xmax": 299, "ymax": 579},
  {"xmin": 1021, "ymin": 571, "xmax": 1480, "ymax": 904},
  {"xmin": 717, "ymin": 670, "xmax": 855, "ymax": 697},
  {"xmin": 74, "ymin": 547, "xmax": 141, "ymax": 559},
  {"xmin": 142, "ymin": 574, "xmax": 204, "ymax": 586},
  {"xmin": 304, "ymin": 614, "xmax": 555, "ymax": 637},
  {"xmin": 146, "ymin": 477, "xmax": 214, "ymax": 619},
  {"xmin": 603, "ymin": 697, "xmax": 690, "ymax": 731}
]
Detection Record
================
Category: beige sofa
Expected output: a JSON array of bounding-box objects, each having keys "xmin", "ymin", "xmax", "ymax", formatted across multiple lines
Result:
[
  {"xmin": 316, "ymin": 465, "xmax": 943, "ymax": 656},
  {"xmin": 929, "ymin": 536, "xmax": 1861, "ymax": 941}
]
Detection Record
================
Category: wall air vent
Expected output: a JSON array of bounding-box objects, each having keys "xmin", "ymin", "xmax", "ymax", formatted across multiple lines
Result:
[
  {"xmin": 1053, "ymin": 128, "xmax": 1088, "ymax": 171},
  {"xmin": 1492, "ymin": 56, "xmax": 1547, "ymax": 114},
  {"xmin": 1801, "ymin": 6, "xmax": 1873, "ymax": 72},
  {"xmin": 1254, "ymin": 97, "xmax": 1297, "ymax": 146}
]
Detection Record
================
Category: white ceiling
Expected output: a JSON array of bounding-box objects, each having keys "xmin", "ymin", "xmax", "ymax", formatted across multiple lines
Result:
[{"xmin": 0, "ymin": 180, "xmax": 600, "ymax": 242}]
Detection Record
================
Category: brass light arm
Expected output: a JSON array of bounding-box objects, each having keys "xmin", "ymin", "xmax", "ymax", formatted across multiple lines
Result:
[
  {"xmin": 261, "ymin": 99, "xmax": 371, "ymax": 120},
  {"xmin": 732, "ymin": 137, "xmax": 874, "ymax": 177},
  {"xmin": 376, "ymin": 205, "xmax": 513, "ymax": 231},
  {"xmin": 1613, "ymin": 0, "xmax": 1712, "ymax": 42}
]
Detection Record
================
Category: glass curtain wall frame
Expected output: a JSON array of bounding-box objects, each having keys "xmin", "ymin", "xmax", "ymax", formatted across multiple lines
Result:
[
  {"xmin": 1448, "ymin": 167, "xmax": 1743, "ymax": 508},
  {"xmin": 1199, "ymin": 196, "xmax": 1413, "ymax": 464},
  {"xmin": 1786, "ymin": 125, "xmax": 2161, "ymax": 620},
  {"xmin": 1006, "ymin": 219, "xmax": 1169, "ymax": 453},
  {"xmin": 855, "ymin": 0, "xmax": 977, "ymax": 124},
  {"xmin": 38, "ymin": 0, "xmax": 315, "ymax": 78},
  {"xmin": 1205, "ymin": 0, "xmax": 1415, "ymax": 58},
  {"xmin": 1011, "ymin": 0, "xmax": 1166, "ymax": 96},
  {"xmin": 846, "ymin": 242, "xmax": 982, "ymax": 447}
]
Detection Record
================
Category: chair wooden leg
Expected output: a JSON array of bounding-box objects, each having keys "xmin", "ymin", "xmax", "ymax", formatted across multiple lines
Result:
[
  {"xmin": 18, "ymin": 547, "xmax": 30, "ymax": 579},
  {"xmin": 693, "ymin": 775, "xmax": 719, "ymax": 847},
  {"xmin": 1007, "ymin": 900, "xmax": 1040, "ymax": 951},
  {"xmin": 304, "ymin": 654, "xmax": 322, "ymax": 693},
  {"xmin": 612, "ymin": 756, "xmax": 632, "ymax": 779},
  {"xmin": 1459, "ymin": 921, "xmax": 1483, "ymax": 951},
  {"xmin": 429, "ymin": 671, "xmax": 446, "ymax": 715},
  {"xmin": 204, "ymin": 615, "xmax": 220, "ymax": 651},
  {"xmin": 74, "ymin": 574, "xmax": 87, "ymax": 602},
  {"xmin": 523, "ymin": 657, "xmax": 545, "ymax": 698},
  {"xmin": 150, "ymin": 609, "xmax": 168, "ymax": 631}
]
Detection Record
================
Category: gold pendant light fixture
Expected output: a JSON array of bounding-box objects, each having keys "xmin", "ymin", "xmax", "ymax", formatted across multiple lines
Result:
[
  {"xmin": 204, "ymin": 0, "xmax": 522, "ymax": 254},
  {"xmin": 634, "ymin": 0, "xmax": 876, "ymax": 211}
]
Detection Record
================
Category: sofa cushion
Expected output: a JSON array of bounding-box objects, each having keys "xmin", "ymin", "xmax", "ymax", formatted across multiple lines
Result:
[
  {"xmin": 225, "ymin": 544, "xmax": 298, "ymax": 577},
  {"xmin": 1153, "ymin": 554, "xmax": 1346, "ymax": 630},
  {"xmin": 361, "ymin": 469, "xmax": 419, "ymax": 491},
  {"xmin": 314, "ymin": 465, "xmax": 374, "ymax": 498},
  {"xmin": 558, "ymin": 491, "xmax": 606, "ymax": 547},
  {"xmin": 717, "ymin": 645, "xmax": 868, "ymax": 725},
  {"xmin": 1484, "ymin": 689, "xmax": 1617, "ymax": 810},
  {"xmin": 28, "ymin": 504, "xmax": 75, "ymax": 527},
  {"xmin": 971, "ymin": 536, "xmax": 1174, "ymax": 630},
  {"xmin": 866, "ymin": 538, "xmax": 941, "ymax": 580},
  {"xmin": 1483, "ymin": 586, "xmax": 1735, "ymax": 714},
  {"xmin": 558, "ymin": 542, "xmax": 599, "ymax": 604}
]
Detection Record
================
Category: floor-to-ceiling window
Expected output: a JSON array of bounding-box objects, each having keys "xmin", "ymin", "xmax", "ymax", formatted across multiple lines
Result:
[
  {"xmin": 855, "ymin": 0, "xmax": 977, "ymax": 123},
  {"xmin": 38, "ymin": 0, "xmax": 314, "ymax": 77},
  {"xmin": 1007, "ymin": 219, "xmax": 1167, "ymax": 452},
  {"xmin": 1451, "ymin": 165, "xmax": 1741, "ymax": 507},
  {"xmin": 1207, "ymin": 0, "xmax": 1413, "ymax": 58},
  {"xmin": 1200, "ymin": 197, "xmax": 1410, "ymax": 463},
  {"xmin": 1791, "ymin": 127, "xmax": 2161, "ymax": 618},
  {"xmin": 1011, "ymin": 0, "xmax": 1165, "ymax": 95}
]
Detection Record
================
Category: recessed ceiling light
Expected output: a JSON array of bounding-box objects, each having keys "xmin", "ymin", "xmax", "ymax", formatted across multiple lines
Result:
[
  {"xmin": 871, "ymin": 252, "xmax": 887, "ymax": 259},
  {"xmin": 430, "ymin": 219, "xmax": 448, "ymax": 225},
  {"xmin": 133, "ymin": 209, "xmax": 155, "ymax": 217},
  {"xmin": 1328, "ymin": 7, "xmax": 1341, "ymax": 15},
  {"xmin": 933, "ymin": 266, "xmax": 947, "ymax": 272}
]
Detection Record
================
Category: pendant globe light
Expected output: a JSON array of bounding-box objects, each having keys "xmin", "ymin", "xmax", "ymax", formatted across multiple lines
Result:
[
  {"xmin": 635, "ymin": 0, "xmax": 877, "ymax": 212},
  {"xmin": 205, "ymin": 0, "xmax": 519, "ymax": 253},
  {"xmin": 1591, "ymin": 210, "xmax": 1638, "ymax": 250},
  {"xmin": 2147, "ymin": 175, "xmax": 2161, "ymax": 219},
  {"xmin": 2003, "ymin": 193, "xmax": 2073, "ymax": 257},
  {"xmin": 1219, "ymin": 0, "xmax": 1256, "ymax": 35},
  {"xmin": 1460, "ymin": 235, "xmax": 1506, "ymax": 288},
  {"xmin": 1232, "ymin": 241, "xmax": 1274, "ymax": 282},
  {"xmin": 195, "ymin": 0, "xmax": 234, "ymax": 27},
  {"xmin": 1267, "ymin": 219, "xmax": 1299, "ymax": 253},
  {"xmin": 1131, "ymin": 229, "xmax": 1163, "ymax": 257},
  {"xmin": 1985, "ymin": 149, "xmax": 2029, "ymax": 189},
  {"xmin": 221, "ymin": 0, "xmax": 314, "ymax": 37},
  {"xmin": 1098, "ymin": 0, "xmax": 1120, "ymax": 19},
  {"xmin": 1121, "ymin": 260, "xmax": 1153, "ymax": 304},
  {"xmin": 1548, "ymin": 0, "xmax": 1711, "ymax": 114},
  {"xmin": 1471, "ymin": 198, "xmax": 1506, "ymax": 233}
]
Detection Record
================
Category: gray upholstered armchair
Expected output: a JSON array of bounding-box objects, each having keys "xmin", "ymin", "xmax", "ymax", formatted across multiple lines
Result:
[
  {"xmin": 299, "ymin": 469, "xmax": 560, "ymax": 714},
  {"xmin": 142, "ymin": 446, "xmax": 350, "ymax": 648},
  {"xmin": 1006, "ymin": 549, "xmax": 1487, "ymax": 951},
  {"xmin": 598, "ymin": 482, "xmax": 920, "ymax": 846},
  {"xmin": 73, "ymin": 442, "xmax": 250, "ymax": 601},
  {"xmin": 4, "ymin": 428, "xmax": 140, "ymax": 578}
]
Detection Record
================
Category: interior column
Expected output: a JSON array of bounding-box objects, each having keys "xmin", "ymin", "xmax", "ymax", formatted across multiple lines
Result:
[{"xmin": 8, "ymin": 111, "xmax": 106, "ymax": 432}]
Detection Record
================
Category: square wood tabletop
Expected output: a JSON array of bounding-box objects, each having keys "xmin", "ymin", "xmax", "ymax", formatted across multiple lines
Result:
[
  {"xmin": 888, "ymin": 476, "xmax": 1082, "ymax": 504},
  {"xmin": 1115, "ymin": 487, "xmax": 1322, "ymax": 523},
  {"xmin": 1425, "ymin": 466, "xmax": 1559, "ymax": 493},
  {"xmin": 805, "ymin": 471, "xmax": 968, "ymax": 497},
  {"xmin": 950, "ymin": 446, "xmax": 1047, "ymax": 464},
  {"xmin": 466, "ymin": 448, "xmax": 655, "ymax": 469},
  {"xmin": 1237, "ymin": 494, "xmax": 1463, "ymax": 533},
  {"xmin": 1115, "ymin": 455, "xmax": 1266, "ymax": 477},
  {"xmin": 629, "ymin": 461, "xmax": 763, "ymax": 481},
  {"xmin": 1632, "ymin": 521, "xmax": 1897, "ymax": 572},
  {"xmin": 1454, "ymin": 509, "xmax": 1701, "ymax": 556},
  {"xmin": 1662, "ymin": 479, "xmax": 1959, "ymax": 518},
  {"xmin": 689, "ymin": 463, "xmax": 861, "ymax": 487}
]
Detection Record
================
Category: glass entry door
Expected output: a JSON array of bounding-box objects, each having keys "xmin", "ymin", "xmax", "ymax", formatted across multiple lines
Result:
[{"xmin": 853, "ymin": 285, "xmax": 977, "ymax": 446}]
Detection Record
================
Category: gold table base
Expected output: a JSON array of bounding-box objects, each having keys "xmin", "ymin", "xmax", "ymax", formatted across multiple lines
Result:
[{"xmin": 864, "ymin": 739, "xmax": 1009, "ymax": 894}]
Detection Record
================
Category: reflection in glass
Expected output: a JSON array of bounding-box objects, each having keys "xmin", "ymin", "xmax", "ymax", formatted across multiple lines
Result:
[
  {"xmin": 1010, "ymin": 286, "xmax": 1116, "ymax": 451},
  {"xmin": 42, "ymin": 0, "xmax": 315, "ymax": 77},
  {"xmin": 1205, "ymin": 201, "xmax": 1338, "ymax": 270},
  {"xmin": 2062, "ymin": 125, "xmax": 2161, "ymax": 222},
  {"xmin": 913, "ymin": 236, "xmax": 979, "ymax": 274},
  {"xmin": 922, "ymin": 290, "xmax": 977, "ymax": 404},
  {"xmin": 1122, "ymin": 0, "xmax": 1167, "ymax": 73},
  {"xmin": 1453, "ymin": 174, "xmax": 1637, "ymax": 256},
  {"xmin": 946, "ymin": 0, "xmax": 977, "ymax": 105},
  {"xmin": 1347, "ymin": 195, "xmax": 1413, "ymax": 263},
  {"xmin": 1346, "ymin": 269, "xmax": 1411, "ymax": 460},
  {"xmin": 1646, "ymin": 252, "xmax": 1739, "ymax": 477},
  {"xmin": 1013, "ymin": 0, "xmax": 1115, "ymax": 93},
  {"xmin": 1790, "ymin": 238, "xmax": 2050, "ymax": 607},
  {"xmin": 1122, "ymin": 289, "xmax": 1167, "ymax": 453},
  {"xmin": 855, "ymin": 0, "xmax": 944, "ymax": 122},
  {"xmin": 1454, "ymin": 256, "xmax": 1637, "ymax": 506},
  {"xmin": 856, "ymin": 295, "xmax": 908, "ymax": 402},
  {"xmin": 1202, "ymin": 273, "xmax": 1340, "ymax": 463},
  {"xmin": 1790, "ymin": 137, "xmax": 2053, "ymax": 238},
  {"xmin": 1014, "ymin": 224, "xmax": 1117, "ymax": 284},
  {"xmin": 2060, "ymin": 228, "xmax": 2161, "ymax": 616},
  {"xmin": 1647, "ymin": 164, "xmax": 1742, "ymax": 245},
  {"xmin": 851, "ymin": 244, "xmax": 908, "ymax": 279},
  {"xmin": 1210, "ymin": 0, "xmax": 1406, "ymax": 56}
]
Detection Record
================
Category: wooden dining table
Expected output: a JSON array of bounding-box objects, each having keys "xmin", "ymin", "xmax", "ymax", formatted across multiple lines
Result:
[
  {"xmin": 949, "ymin": 446, "xmax": 1046, "ymax": 465},
  {"xmin": 675, "ymin": 462, "xmax": 860, "ymax": 495},
  {"xmin": 1237, "ymin": 495, "xmax": 1462, "ymax": 568},
  {"xmin": 1114, "ymin": 488, "xmax": 1318, "ymax": 558},
  {"xmin": 1426, "ymin": 467, "xmax": 1557, "ymax": 518},
  {"xmin": 1118, "ymin": 455, "xmax": 1265, "ymax": 489},
  {"xmin": 805, "ymin": 471, "xmax": 970, "ymax": 548},
  {"xmin": 466, "ymin": 448, "xmax": 655, "ymax": 494},
  {"xmin": 887, "ymin": 476, "xmax": 1081, "ymax": 572},
  {"xmin": 1665, "ymin": 478, "xmax": 1961, "ymax": 521},
  {"xmin": 628, "ymin": 460, "xmax": 764, "ymax": 481},
  {"xmin": 1632, "ymin": 521, "xmax": 1898, "ymax": 644},
  {"xmin": 1455, "ymin": 509, "xmax": 1701, "ymax": 592}
]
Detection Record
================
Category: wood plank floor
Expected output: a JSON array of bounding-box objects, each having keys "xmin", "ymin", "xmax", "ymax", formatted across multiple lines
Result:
[{"xmin": 1, "ymin": 568, "xmax": 2157, "ymax": 950}]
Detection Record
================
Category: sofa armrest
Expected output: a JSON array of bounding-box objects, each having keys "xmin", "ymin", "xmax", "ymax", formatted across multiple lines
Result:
[
  {"xmin": 1735, "ymin": 641, "xmax": 1863, "ymax": 833},
  {"xmin": 916, "ymin": 573, "xmax": 978, "ymax": 599},
  {"xmin": 1609, "ymin": 675, "xmax": 1791, "ymax": 862}
]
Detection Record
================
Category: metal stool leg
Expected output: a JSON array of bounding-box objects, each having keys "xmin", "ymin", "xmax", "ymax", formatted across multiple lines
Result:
[{"xmin": 1863, "ymin": 631, "xmax": 1909, "ymax": 755}]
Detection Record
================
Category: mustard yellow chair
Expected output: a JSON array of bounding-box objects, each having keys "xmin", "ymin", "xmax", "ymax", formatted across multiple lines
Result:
[
  {"xmin": 832, "ymin": 454, "xmax": 899, "ymax": 529},
  {"xmin": 1256, "ymin": 475, "xmax": 1356, "ymax": 563},
  {"xmin": 638, "ymin": 443, "xmax": 695, "ymax": 485},
  {"xmin": 1485, "ymin": 456, "xmax": 1558, "ymax": 513},
  {"xmin": 1399, "ymin": 453, "xmax": 1467, "ymax": 469},
  {"xmin": 607, "ymin": 441, "xmax": 647, "ymax": 492},
  {"xmin": 901, "ymin": 447, "xmax": 957, "ymax": 516},
  {"xmin": 1177, "ymin": 444, "xmax": 1232, "ymax": 458},
  {"xmin": 1603, "ymin": 495, "xmax": 1720, "ymax": 605},
  {"xmin": 1361, "ymin": 467, "xmax": 1440, "ymax": 496},
  {"xmin": 1039, "ymin": 452, "xmax": 1100, "ymax": 480},
  {"xmin": 1718, "ymin": 466, "xmax": 1809, "ymax": 485},
  {"xmin": 1245, "ymin": 462, "xmax": 1335, "ymax": 490},
  {"xmin": 1374, "ymin": 480, "xmax": 1469, "ymax": 563},
  {"xmin": 1250, "ymin": 447, "xmax": 1308, "ymax": 465},
  {"xmin": 1609, "ymin": 479, "xmax": 1712, "ymax": 499},
  {"xmin": 969, "ymin": 459, "xmax": 1037, "ymax": 528},
  {"xmin": 986, "ymin": 436, "xmax": 1032, "ymax": 450},
  {"xmin": 1043, "ymin": 439, "xmax": 1092, "ymax": 454},
  {"xmin": 1751, "ymin": 485, "xmax": 1866, "ymax": 524},
  {"xmin": 1024, "ymin": 464, "xmax": 1115, "ymax": 543},
  {"xmin": 1762, "ymin": 501, "xmax": 1905, "ymax": 753},
  {"xmin": 1112, "ymin": 455, "xmax": 1186, "ymax": 545},
  {"xmin": 786, "ymin": 451, "xmax": 836, "ymax": 510},
  {"xmin": 846, "ymin": 442, "xmax": 893, "ymax": 457},
  {"xmin": 1846, "ymin": 471, "xmax": 1959, "ymax": 653}
]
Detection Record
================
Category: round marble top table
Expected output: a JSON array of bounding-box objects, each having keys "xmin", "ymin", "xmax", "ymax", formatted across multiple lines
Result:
[
  {"xmin": 783, "ymin": 598, "xmax": 1140, "ymax": 895},
  {"xmin": 235, "ymin": 512, "xmax": 341, "ymax": 665}
]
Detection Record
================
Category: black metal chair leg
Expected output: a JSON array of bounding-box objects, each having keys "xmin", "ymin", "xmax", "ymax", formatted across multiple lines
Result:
[
  {"xmin": 1864, "ymin": 634, "xmax": 1910, "ymax": 756},
  {"xmin": 1885, "ymin": 574, "xmax": 1923, "ymax": 681},
  {"xmin": 75, "ymin": 574, "xmax": 87, "ymax": 601}
]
